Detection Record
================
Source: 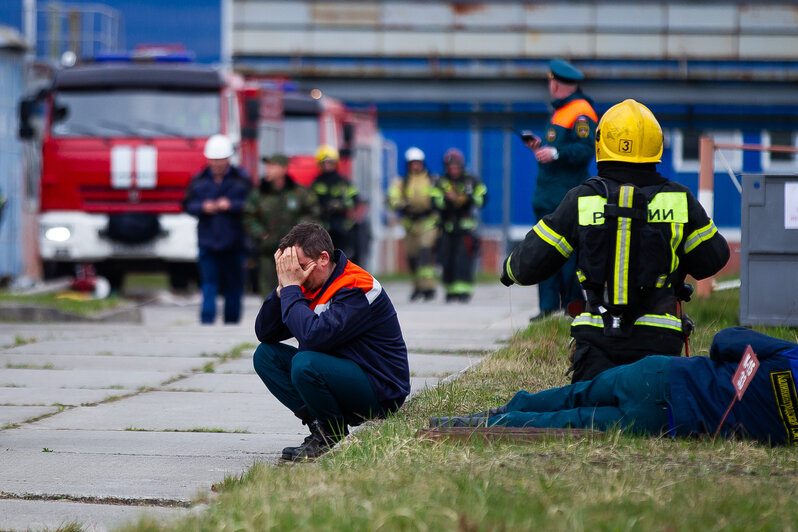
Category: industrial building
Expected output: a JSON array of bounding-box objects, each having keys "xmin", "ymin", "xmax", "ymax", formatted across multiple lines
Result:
[{"xmin": 2, "ymin": 0, "xmax": 797, "ymax": 276}]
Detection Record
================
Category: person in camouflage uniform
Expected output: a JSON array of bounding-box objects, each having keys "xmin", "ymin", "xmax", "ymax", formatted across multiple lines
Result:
[
  {"xmin": 434, "ymin": 148, "xmax": 487, "ymax": 303},
  {"xmin": 244, "ymin": 155, "xmax": 320, "ymax": 298},
  {"xmin": 388, "ymin": 147, "xmax": 441, "ymax": 301}
]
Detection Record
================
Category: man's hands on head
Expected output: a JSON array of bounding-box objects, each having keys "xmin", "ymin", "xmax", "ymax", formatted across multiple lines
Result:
[{"xmin": 274, "ymin": 246, "xmax": 316, "ymax": 297}]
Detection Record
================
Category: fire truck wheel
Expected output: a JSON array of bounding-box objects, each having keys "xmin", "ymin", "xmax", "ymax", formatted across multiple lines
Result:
[
  {"xmin": 43, "ymin": 261, "xmax": 75, "ymax": 280},
  {"xmin": 168, "ymin": 263, "xmax": 196, "ymax": 293}
]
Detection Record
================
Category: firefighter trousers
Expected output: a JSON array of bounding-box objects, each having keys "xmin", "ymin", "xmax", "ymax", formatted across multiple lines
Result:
[
  {"xmin": 440, "ymin": 229, "xmax": 477, "ymax": 297},
  {"xmin": 403, "ymin": 217, "xmax": 438, "ymax": 292}
]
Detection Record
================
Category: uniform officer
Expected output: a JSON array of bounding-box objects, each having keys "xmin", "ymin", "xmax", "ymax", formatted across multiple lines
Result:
[
  {"xmin": 243, "ymin": 154, "xmax": 320, "ymax": 298},
  {"xmin": 525, "ymin": 58, "xmax": 598, "ymax": 320},
  {"xmin": 503, "ymin": 99, "xmax": 730, "ymax": 382},
  {"xmin": 388, "ymin": 147, "xmax": 441, "ymax": 301}
]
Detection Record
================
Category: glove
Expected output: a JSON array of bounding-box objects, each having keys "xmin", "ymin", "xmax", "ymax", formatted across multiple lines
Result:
[{"xmin": 500, "ymin": 269, "xmax": 514, "ymax": 287}]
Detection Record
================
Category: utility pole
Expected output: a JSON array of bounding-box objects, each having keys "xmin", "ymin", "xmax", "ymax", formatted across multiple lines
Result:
[
  {"xmin": 221, "ymin": 0, "xmax": 232, "ymax": 69},
  {"xmin": 23, "ymin": 0, "xmax": 36, "ymax": 62}
]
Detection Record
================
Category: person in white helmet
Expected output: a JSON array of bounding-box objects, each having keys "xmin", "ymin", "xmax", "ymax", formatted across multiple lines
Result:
[
  {"xmin": 387, "ymin": 147, "xmax": 442, "ymax": 301},
  {"xmin": 183, "ymin": 134, "xmax": 252, "ymax": 324}
]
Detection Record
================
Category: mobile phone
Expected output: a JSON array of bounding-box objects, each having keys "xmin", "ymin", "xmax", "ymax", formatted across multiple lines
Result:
[{"xmin": 520, "ymin": 130, "xmax": 539, "ymax": 143}]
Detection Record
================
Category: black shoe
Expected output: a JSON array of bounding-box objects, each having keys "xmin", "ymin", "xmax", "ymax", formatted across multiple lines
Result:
[
  {"xmin": 281, "ymin": 419, "xmax": 347, "ymax": 462},
  {"xmin": 428, "ymin": 405, "xmax": 506, "ymax": 428},
  {"xmin": 445, "ymin": 293, "xmax": 457, "ymax": 303},
  {"xmin": 410, "ymin": 289, "xmax": 423, "ymax": 302},
  {"xmin": 422, "ymin": 290, "xmax": 436, "ymax": 301},
  {"xmin": 458, "ymin": 294, "xmax": 472, "ymax": 303},
  {"xmin": 428, "ymin": 415, "xmax": 489, "ymax": 428},
  {"xmin": 529, "ymin": 310, "xmax": 556, "ymax": 322}
]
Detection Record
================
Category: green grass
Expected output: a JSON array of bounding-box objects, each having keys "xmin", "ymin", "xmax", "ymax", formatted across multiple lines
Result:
[
  {"xmin": 123, "ymin": 273, "xmax": 170, "ymax": 291},
  {"xmin": 121, "ymin": 288, "xmax": 798, "ymax": 531},
  {"xmin": 0, "ymin": 291, "xmax": 122, "ymax": 316}
]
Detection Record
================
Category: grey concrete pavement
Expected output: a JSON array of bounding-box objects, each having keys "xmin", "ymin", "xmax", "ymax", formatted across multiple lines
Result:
[{"xmin": 0, "ymin": 281, "xmax": 538, "ymax": 531}]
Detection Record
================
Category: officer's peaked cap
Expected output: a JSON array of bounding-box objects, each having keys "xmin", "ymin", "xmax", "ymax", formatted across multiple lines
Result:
[{"xmin": 549, "ymin": 58, "xmax": 584, "ymax": 83}]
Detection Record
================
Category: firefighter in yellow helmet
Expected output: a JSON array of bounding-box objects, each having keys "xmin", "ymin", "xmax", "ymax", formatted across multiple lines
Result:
[
  {"xmin": 311, "ymin": 145, "xmax": 360, "ymax": 260},
  {"xmin": 501, "ymin": 99, "xmax": 730, "ymax": 383}
]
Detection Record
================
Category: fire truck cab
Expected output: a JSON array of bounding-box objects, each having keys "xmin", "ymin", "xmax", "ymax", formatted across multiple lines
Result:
[{"xmin": 31, "ymin": 58, "xmax": 243, "ymax": 289}]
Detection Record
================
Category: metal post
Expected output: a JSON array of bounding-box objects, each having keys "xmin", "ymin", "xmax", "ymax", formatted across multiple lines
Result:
[
  {"xmin": 501, "ymin": 106, "xmax": 512, "ymax": 259},
  {"xmin": 24, "ymin": 0, "xmax": 37, "ymax": 60},
  {"xmin": 697, "ymin": 135, "xmax": 715, "ymax": 297},
  {"xmin": 221, "ymin": 0, "xmax": 233, "ymax": 69}
]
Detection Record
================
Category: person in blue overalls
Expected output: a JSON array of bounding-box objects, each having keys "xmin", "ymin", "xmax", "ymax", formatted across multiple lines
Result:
[{"xmin": 431, "ymin": 327, "xmax": 798, "ymax": 446}]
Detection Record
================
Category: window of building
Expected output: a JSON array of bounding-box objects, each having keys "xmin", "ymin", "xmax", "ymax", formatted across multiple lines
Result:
[
  {"xmin": 761, "ymin": 130, "xmax": 798, "ymax": 173},
  {"xmin": 672, "ymin": 129, "xmax": 742, "ymax": 173}
]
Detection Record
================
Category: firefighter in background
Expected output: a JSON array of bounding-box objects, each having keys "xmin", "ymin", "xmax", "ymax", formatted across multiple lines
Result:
[
  {"xmin": 243, "ymin": 154, "xmax": 320, "ymax": 298},
  {"xmin": 388, "ymin": 147, "xmax": 441, "ymax": 301},
  {"xmin": 502, "ymin": 99, "xmax": 730, "ymax": 382},
  {"xmin": 183, "ymin": 134, "xmax": 252, "ymax": 324},
  {"xmin": 525, "ymin": 58, "xmax": 598, "ymax": 320},
  {"xmin": 311, "ymin": 145, "xmax": 359, "ymax": 260},
  {"xmin": 435, "ymin": 148, "xmax": 487, "ymax": 303}
]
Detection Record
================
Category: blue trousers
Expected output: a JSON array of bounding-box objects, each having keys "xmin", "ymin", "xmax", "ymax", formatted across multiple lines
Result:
[
  {"xmin": 198, "ymin": 247, "xmax": 245, "ymax": 324},
  {"xmin": 489, "ymin": 356, "xmax": 672, "ymax": 434},
  {"xmin": 537, "ymin": 253, "xmax": 582, "ymax": 313},
  {"xmin": 253, "ymin": 343, "xmax": 388, "ymax": 428}
]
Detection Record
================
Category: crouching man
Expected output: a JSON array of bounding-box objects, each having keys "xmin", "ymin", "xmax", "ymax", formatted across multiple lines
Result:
[{"xmin": 254, "ymin": 223, "xmax": 410, "ymax": 461}]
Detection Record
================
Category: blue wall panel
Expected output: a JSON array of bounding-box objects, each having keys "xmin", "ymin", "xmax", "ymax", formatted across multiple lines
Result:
[
  {"xmin": 479, "ymin": 128, "xmax": 504, "ymax": 227},
  {"xmin": 0, "ymin": 4, "xmax": 23, "ymax": 32}
]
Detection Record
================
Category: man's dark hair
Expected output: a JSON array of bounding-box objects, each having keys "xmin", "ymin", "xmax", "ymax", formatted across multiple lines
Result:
[{"xmin": 279, "ymin": 223, "xmax": 334, "ymax": 259}]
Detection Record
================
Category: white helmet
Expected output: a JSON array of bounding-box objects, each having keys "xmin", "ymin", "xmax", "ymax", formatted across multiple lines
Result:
[
  {"xmin": 204, "ymin": 134, "xmax": 234, "ymax": 160},
  {"xmin": 404, "ymin": 147, "xmax": 425, "ymax": 163}
]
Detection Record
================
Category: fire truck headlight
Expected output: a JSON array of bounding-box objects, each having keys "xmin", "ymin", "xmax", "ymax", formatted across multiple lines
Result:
[{"xmin": 44, "ymin": 226, "xmax": 72, "ymax": 242}]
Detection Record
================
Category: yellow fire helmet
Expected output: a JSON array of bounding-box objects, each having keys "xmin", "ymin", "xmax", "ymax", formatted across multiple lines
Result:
[
  {"xmin": 596, "ymin": 99, "xmax": 663, "ymax": 164},
  {"xmin": 315, "ymin": 145, "xmax": 340, "ymax": 164}
]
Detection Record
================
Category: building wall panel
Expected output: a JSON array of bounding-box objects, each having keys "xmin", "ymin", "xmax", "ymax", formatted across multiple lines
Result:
[
  {"xmin": 524, "ymin": 32, "xmax": 594, "ymax": 58},
  {"xmin": 453, "ymin": 3, "xmax": 525, "ymax": 29},
  {"xmin": 234, "ymin": 1, "xmax": 309, "ymax": 26},
  {"xmin": 310, "ymin": 29, "xmax": 380, "ymax": 55},
  {"xmin": 667, "ymin": 35, "xmax": 736, "ymax": 59},
  {"xmin": 453, "ymin": 32, "xmax": 522, "ymax": 57},
  {"xmin": 235, "ymin": 29, "xmax": 309, "ymax": 55},
  {"xmin": 596, "ymin": 4, "xmax": 665, "ymax": 30},
  {"xmin": 524, "ymin": 4, "xmax": 595, "ymax": 31},
  {"xmin": 668, "ymin": 6, "xmax": 737, "ymax": 31},
  {"xmin": 383, "ymin": 31, "xmax": 451, "ymax": 56},
  {"xmin": 311, "ymin": 2, "xmax": 381, "ymax": 27},
  {"xmin": 596, "ymin": 34, "xmax": 666, "ymax": 58},
  {"xmin": 739, "ymin": 35, "xmax": 798, "ymax": 60},
  {"xmin": 382, "ymin": 2, "xmax": 452, "ymax": 28},
  {"xmin": 739, "ymin": 5, "xmax": 798, "ymax": 31}
]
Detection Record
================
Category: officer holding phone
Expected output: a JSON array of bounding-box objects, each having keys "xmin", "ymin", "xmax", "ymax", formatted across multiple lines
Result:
[{"xmin": 523, "ymin": 58, "xmax": 598, "ymax": 321}]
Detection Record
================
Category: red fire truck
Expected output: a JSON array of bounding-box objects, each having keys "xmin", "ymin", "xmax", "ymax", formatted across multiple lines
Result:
[{"xmin": 21, "ymin": 59, "xmax": 380, "ymax": 290}]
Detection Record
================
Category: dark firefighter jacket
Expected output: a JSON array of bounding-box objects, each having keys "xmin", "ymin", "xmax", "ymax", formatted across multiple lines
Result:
[
  {"xmin": 503, "ymin": 163, "xmax": 730, "ymax": 362},
  {"xmin": 532, "ymin": 91, "xmax": 598, "ymax": 217},
  {"xmin": 434, "ymin": 173, "xmax": 487, "ymax": 233},
  {"xmin": 311, "ymin": 171, "xmax": 359, "ymax": 234}
]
